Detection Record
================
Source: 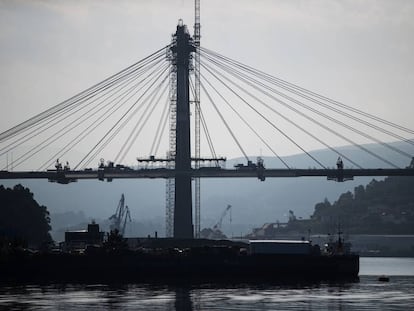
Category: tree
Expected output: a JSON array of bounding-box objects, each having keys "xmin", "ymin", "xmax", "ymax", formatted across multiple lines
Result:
[
  {"xmin": 103, "ymin": 229, "xmax": 128, "ymax": 252},
  {"xmin": 336, "ymin": 191, "xmax": 353, "ymax": 208},
  {"xmin": 354, "ymin": 185, "xmax": 365, "ymax": 201},
  {"xmin": 312, "ymin": 198, "xmax": 331, "ymax": 221},
  {"xmin": 0, "ymin": 184, "xmax": 52, "ymax": 249}
]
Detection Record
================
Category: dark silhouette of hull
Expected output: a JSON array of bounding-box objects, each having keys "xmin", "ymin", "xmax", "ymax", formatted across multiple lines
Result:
[{"xmin": 1, "ymin": 250, "xmax": 359, "ymax": 284}]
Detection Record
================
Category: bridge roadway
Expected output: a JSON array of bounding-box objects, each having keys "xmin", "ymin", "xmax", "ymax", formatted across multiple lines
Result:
[{"xmin": 1, "ymin": 167, "xmax": 414, "ymax": 184}]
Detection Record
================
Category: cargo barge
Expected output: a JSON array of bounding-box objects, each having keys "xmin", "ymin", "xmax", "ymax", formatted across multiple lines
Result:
[{"xmin": 0, "ymin": 238, "xmax": 359, "ymax": 284}]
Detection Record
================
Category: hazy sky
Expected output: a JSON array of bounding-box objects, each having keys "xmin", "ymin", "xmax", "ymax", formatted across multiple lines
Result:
[
  {"xmin": 1, "ymin": 0, "xmax": 414, "ymax": 169},
  {"xmin": 1, "ymin": 0, "xmax": 414, "ymax": 233}
]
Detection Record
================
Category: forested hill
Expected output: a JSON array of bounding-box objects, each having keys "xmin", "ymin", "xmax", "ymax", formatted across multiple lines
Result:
[{"xmin": 309, "ymin": 176, "xmax": 414, "ymax": 234}]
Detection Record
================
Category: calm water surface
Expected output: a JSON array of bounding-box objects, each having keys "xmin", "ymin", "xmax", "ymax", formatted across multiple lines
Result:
[{"xmin": 1, "ymin": 257, "xmax": 413, "ymax": 310}]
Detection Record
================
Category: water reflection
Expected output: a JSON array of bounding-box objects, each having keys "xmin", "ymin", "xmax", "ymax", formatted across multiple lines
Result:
[
  {"xmin": 174, "ymin": 287, "xmax": 193, "ymax": 311},
  {"xmin": 0, "ymin": 276, "xmax": 413, "ymax": 310}
]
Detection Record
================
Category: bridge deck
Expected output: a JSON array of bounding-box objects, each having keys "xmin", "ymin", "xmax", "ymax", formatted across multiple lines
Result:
[{"xmin": 1, "ymin": 168, "xmax": 414, "ymax": 184}]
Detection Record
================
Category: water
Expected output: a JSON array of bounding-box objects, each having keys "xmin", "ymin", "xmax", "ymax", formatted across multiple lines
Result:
[{"xmin": 1, "ymin": 257, "xmax": 413, "ymax": 310}]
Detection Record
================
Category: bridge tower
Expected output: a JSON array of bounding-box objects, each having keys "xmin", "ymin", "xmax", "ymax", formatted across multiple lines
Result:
[{"xmin": 170, "ymin": 20, "xmax": 195, "ymax": 238}]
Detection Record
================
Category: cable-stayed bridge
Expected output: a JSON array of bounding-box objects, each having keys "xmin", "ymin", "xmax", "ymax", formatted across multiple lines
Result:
[{"xmin": 1, "ymin": 4, "xmax": 414, "ymax": 238}]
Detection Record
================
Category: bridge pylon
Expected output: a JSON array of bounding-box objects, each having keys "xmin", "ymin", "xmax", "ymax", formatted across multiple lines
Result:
[{"xmin": 170, "ymin": 21, "xmax": 195, "ymax": 238}]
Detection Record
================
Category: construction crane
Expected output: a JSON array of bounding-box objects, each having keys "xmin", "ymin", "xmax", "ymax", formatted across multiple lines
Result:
[
  {"xmin": 120, "ymin": 207, "xmax": 131, "ymax": 236},
  {"xmin": 213, "ymin": 204, "xmax": 232, "ymax": 231},
  {"xmin": 109, "ymin": 193, "xmax": 131, "ymax": 236},
  {"xmin": 194, "ymin": 0, "xmax": 201, "ymax": 238},
  {"xmin": 199, "ymin": 204, "xmax": 231, "ymax": 239}
]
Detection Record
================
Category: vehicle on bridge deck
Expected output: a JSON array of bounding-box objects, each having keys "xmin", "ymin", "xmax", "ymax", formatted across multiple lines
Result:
[
  {"xmin": 234, "ymin": 158, "xmax": 265, "ymax": 181},
  {"xmin": 234, "ymin": 160, "xmax": 258, "ymax": 170}
]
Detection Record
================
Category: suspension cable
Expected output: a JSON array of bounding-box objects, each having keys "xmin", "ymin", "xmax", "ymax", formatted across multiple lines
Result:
[
  {"xmin": 117, "ymin": 76, "xmax": 170, "ymax": 163},
  {"xmin": 201, "ymin": 62, "xmax": 327, "ymax": 169},
  {"xmin": 190, "ymin": 77, "xmax": 217, "ymax": 160},
  {"xmin": 202, "ymin": 58, "xmax": 398, "ymax": 168},
  {"xmin": 200, "ymin": 72, "xmax": 290, "ymax": 169},
  {"xmin": 0, "ymin": 45, "xmax": 170, "ymax": 143},
  {"xmin": 200, "ymin": 81, "xmax": 249, "ymax": 161},
  {"xmin": 76, "ymin": 65, "xmax": 170, "ymax": 169},
  {"xmin": 151, "ymin": 97, "xmax": 170, "ymax": 157},
  {"xmin": 201, "ymin": 47, "xmax": 414, "ymax": 135},
  {"xmin": 15, "ymin": 61, "xmax": 169, "ymax": 171},
  {"xmin": 2, "ymin": 56, "xmax": 167, "ymax": 159},
  {"xmin": 202, "ymin": 52, "xmax": 412, "ymax": 160},
  {"xmin": 203, "ymin": 64, "xmax": 360, "ymax": 168},
  {"xmin": 36, "ymin": 62, "xmax": 170, "ymax": 171}
]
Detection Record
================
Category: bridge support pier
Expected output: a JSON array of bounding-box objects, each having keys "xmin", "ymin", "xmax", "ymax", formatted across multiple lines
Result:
[{"xmin": 172, "ymin": 21, "xmax": 195, "ymax": 239}]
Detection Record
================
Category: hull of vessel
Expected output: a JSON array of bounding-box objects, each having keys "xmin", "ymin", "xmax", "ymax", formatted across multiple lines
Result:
[{"xmin": 1, "ymin": 252, "xmax": 359, "ymax": 283}]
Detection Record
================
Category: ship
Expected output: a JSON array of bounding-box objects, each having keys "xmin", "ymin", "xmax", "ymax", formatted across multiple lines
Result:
[{"xmin": 1, "ymin": 232, "xmax": 358, "ymax": 284}]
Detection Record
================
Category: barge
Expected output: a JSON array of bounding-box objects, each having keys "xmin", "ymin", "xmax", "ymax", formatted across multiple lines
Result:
[{"xmin": 1, "ymin": 238, "xmax": 359, "ymax": 283}]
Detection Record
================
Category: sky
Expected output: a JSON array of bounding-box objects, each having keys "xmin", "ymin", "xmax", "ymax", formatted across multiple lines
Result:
[
  {"xmin": 1, "ymin": 0, "xmax": 414, "ymax": 234},
  {"xmin": 1, "ymin": 0, "xmax": 414, "ymax": 170}
]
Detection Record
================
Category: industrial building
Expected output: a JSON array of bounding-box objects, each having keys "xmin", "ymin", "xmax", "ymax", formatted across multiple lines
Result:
[{"xmin": 63, "ymin": 222, "xmax": 104, "ymax": 252}]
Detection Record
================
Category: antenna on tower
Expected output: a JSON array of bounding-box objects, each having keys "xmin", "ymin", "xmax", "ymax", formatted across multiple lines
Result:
[{"xmin": 194, "ymin": 0, "xmax": 201, "ymax": 238}]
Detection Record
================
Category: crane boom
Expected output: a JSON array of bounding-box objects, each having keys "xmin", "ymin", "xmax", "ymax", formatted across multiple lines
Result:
[
  {"xmin": 121, "ymin": 206, "xmax": 131, "ymax": 236},
  {"xmin": 109, "ymin": 193, "xmax": 131, "ymax": 235},
  {"xmin": 213, "ymin": 204, "xmax": 232, "ymax": 230}
]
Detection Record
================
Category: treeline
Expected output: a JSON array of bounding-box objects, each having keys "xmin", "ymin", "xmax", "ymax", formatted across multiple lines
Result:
[
  {"xmin": 0, "ymin": 184, "xmax": 52, "ymax": 250},
  {"xmin": 287, "ymin": 176, "xmax": 414, "ymax": 234}
]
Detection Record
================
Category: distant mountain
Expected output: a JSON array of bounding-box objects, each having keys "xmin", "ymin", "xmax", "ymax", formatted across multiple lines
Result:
[{"xmin": 2, "ymin": 140, "xmax": 413, "ymax": 240}]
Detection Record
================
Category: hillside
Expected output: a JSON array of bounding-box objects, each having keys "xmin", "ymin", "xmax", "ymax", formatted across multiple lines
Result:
[
  {"xmin": 265, "ymin": 175, "xmax": 414, "ymax": 235},
  {"xmin": 311, "ymin": 176, "xmax": 414, "ymax": 234}
]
